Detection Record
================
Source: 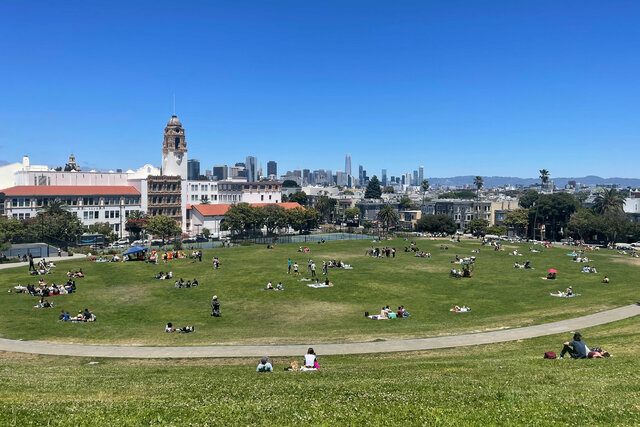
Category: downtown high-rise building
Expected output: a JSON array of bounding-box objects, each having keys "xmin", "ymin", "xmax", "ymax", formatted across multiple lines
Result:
[
  {"xmin": 187, "ymin": 159, "xmax": 200, "ymax": 180},
  {"xmin": 381, "ymin": 169, "xmax": 388, "ymax": 187},
  {"xmin": 213, "ymin": 165, "xmax": 228, "ymax": 181},
  {"xmin": 358, "ymin": 165, "xmax": 364, "ymax": 184},
  {"xmin": 267, "ymin": 161, "xmax": 277, "ymax": 177},
  {"xmin": 419, "ymin": 166, "xmax": 424, "ymax": 185},
  {"xmin": 245, "ymin": 156, "xmax": 258, "ymax": 182},
  {"xmin": 345, "ymin": 153, "xmax": 352, "ymax": 176}
]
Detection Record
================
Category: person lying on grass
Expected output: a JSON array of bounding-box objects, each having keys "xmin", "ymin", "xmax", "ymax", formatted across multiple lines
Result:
[
  {"xmin": 165, "ymin": 323, "xmax": 195, "ymax": 333},
  {"xmin": 257, "ymin": 356, "xmax": 273, "ymax": 372},
  {"xmin": 450, "ymin": 305, "xmax": 471, "ymax": 312},
  {"xmin": 33, "ymin": 298, "xmax": 53, "ymax": 309}
]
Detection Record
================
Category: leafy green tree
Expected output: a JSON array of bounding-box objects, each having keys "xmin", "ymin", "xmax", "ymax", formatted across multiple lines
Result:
[
  {"xmin": 0, "ymin": 217, "xmax": 28, "ymax": 243},
  {"xmin": 344, "ymin": 207, "xmax": 361, "ymax": 224},
  {"xmin": 280, "ymin": 194, "xmax": 289, "ymax": 202},
  {"xmin": 486, "ymin": 225, "xmax": 507, "ymax": 236},
  {"xmin": 421, "ymin": 180, "xmax": 430, "ymax": 207},
  {"xmin": 377, "ymin": 204, "xmax": 399, "ymax": 232},
  {"xmin": 145, "ymin": 215, "xmax": 181, "ymax": 245},
  {"xmin": 282, "ymin": 180, "xmax": 299, "ymax": 188},
  {"xmin": 473, "ymin": 176, "xmax": 483, "ymax": 198},
  {"xmin": 261, "ymin": 204, "xmax": 287, "ymax": 235},
  {"xmin": 438, "ymin": 191, "xmax": 476, "ymax": 199},
  {"xmin": 200, "ymin": 196, "xmax": 211, "ymax": 205},
  {"xmin": 519, "ymin": 189, "xmax": 539, "ymax": 209},
  {"xmin": 221, "ymin": 203, "xmax": 263, "ymax": 237},
  {"xmin": 568, "ymin": 209, "xmax": 598, "ymax": 241},
  {"xmin": 539, "ymin": 169, "xmax": 550, "ymax": 185},
  {"xmin": 594, "ymin": 212, "xmax": 630, "ymax": 244},
  {"xmin": 87, "ymin": 222, "xmax": 117, "ymax": 243},
  {"xmin": 504, "ymin": 209, "xmax": 530, "ymax": 237},
  {"xmin": 415, "ymin": 214, "xmax": 456, "ymax": 235},
  {"xmin": 382, "ymin": 185, "xmax": 395, "ymax": 194},
  {"xmin": 535, "ymin": 193, "xmax": 579, "ymax": 241},
  {"xmin": 398, "ymin": 196, "xmax": 415, "ymax": 210},
  {"xmin": 202, "ymin": 228, "xmax": 211, "ymax": 239},
  {"xmin": 365, "ymin": 175, "xmax": 382, "ymax": 199},
  {"xmin": 288, "ymin": 191, "xmax": 308, "ymax": 206},
  {"xmin": 342, "ymin": 190, "xmax": 354, "ymax": 196},
  {"xmin": 314, "ymin": 196, "xmax": 337, "ymax": 222},
  {"xmin": 592, "ymin": 189, "xmax": 626, "ymax": 215},
  {"xmin": 32, "ymin": 203, "xmax": 85, "ymax": 248},
  {"xmin": 286, "ymin": 207, "xmax": 319, "ymax": 234},
  {"xmin": 467, "ymin": 218, "xmax": 489, "ymax": 236},
  {"xmin": 125, "ymin": 211, "xmax": 148, "ymax": 241}
]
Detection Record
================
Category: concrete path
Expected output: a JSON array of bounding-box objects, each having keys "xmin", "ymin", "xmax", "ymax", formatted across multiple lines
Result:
[
  {"xmin": 0, "ymin": 254, "xmax": 87, "ymax": 271},
  {"xmin": 1, "ymin": 303, "xmax": 638, "ymax": 358}
]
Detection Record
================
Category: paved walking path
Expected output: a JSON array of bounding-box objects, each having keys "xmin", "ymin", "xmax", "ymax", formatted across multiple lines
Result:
[
  {"xmin": 1, "ymin": 304, "xmax": 638, "ymax": 358},
  {"xmin": 0, "ymin": 254, "xmax": 87, "ymax": 271}
]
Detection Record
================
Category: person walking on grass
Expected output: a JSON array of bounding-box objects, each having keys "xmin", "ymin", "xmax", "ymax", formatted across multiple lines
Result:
[
  {"xmin": 311, "ymin": 262, "xmax": 316, "ymax": 277},
  {"xmin": 287, "ymin": 258, "xmax": 292, "ymax": 274},
  {"xmin": 293, "ymin": 262, "xmax": 299, "ymax": 276},
  {"xmin": 211, "ymin": 295, "xmax": 221, "ymax": 317}
]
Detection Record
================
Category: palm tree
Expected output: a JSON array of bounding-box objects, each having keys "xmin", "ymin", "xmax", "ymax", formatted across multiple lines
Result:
[
  {"xmin": 421, "ymin": 180, "xmax": 430, "ymax": 208},
  {"xmin": 39, "ymin": 200, "xmax": 68, "ymax": 217},
  {"xmin": 377, "ymin": 204, "xmax": 399, "ymax": 233},
  {"xmin": 593, "ymin": 189, "xmax": 626, "ymax": 215},
  {"xmin": 473, "ymin": 176, "xmax": 483, "ymax": 199},
  {"xmin": 539, "ymin": 169, "xmax": 550, "ymax": 185}
]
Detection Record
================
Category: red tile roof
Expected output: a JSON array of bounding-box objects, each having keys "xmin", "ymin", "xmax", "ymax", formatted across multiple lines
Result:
[
  {"xmin": 0, "ymin": 186, "xmax": 140, "ymax": 196},
  {"xmin": 192, "ymin": 202, "xmax": 304, "ymax": 217}
]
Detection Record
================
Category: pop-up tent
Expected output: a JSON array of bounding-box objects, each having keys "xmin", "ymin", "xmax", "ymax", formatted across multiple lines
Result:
[{"xmin": 123, "ymin": 246, "xmax": 147, "ymax": 260}]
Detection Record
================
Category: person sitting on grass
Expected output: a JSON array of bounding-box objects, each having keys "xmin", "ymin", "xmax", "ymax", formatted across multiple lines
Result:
[
  {"xmin": 265, "ymin": 281, "xmax": 274, "ymax": 290},
  {"xmin": 546, "ymin": 272, "xmax": 557, "ymax": 280},
  {"xmin": 192, "ymin": 278, "xmax": 199, "ymax": 287},
  {"xmin": 324, "ymin": 277, "xmax": 333, "ymax": 287},
  {"xmin": 379, "ymin": 307, "xmax": 388, "ymax": 319},
  {"xmin": 58, "ymin": 310, "xmax": 66, "ymax": 321},
  {"xmin": 276, "ymin": 282, "xmax": 283, "ymax": 291},
  {"xmin": 186, "ymin": 280, "xmax": 191, "ymax": 288},
  {"xmin": 566, "ymin": 286, "xmax": 573, "ymax": 296},
  {"xmin": 304, "ymin": 348, "xmax": 318, "ymax": 369},
  {"xmin": 559, "ymin": 332, "xmax": 589, "ymax": 359},
  {"xmin": 602, "ymin": 276, "xmax": 610, "ymax": 283},
  {"xmin": 165, "ymin": 322, "xmax": 175, "ymax": 332},
  {"xmin": 256, "ymin": 356, "xmax": 273, "ymax": 372}
]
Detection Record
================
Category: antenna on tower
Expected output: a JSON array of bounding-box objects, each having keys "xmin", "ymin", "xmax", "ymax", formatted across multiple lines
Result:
[{"xmin": 172, "ymin": 93, "xmax": 176, "ymax": 116}]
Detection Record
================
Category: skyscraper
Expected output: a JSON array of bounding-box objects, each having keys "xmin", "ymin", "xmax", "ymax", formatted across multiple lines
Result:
[
  {"xmin": 419, "ymin": 166, "xmax": 424, "ymax": 185},
  {"xmin": 358, "ymin": 165, "xmax": 363, "ymax": 184},
  {"xmin": 345, "ymin": 153, "xmax": 352, "ymax": 176},
  {"xmin": 213, "ymin": 165, "xmax": 228, "ymax": 181},
  {"xmin": 187, "ymin": 159, "xmax": 200, "ymax": 180},
  {"xmin": 381, "ymin": 169, "xmax": 388, "ymax": 187},
  {"xmin": 245, "ymin": 156, "xmax": 258, "ymax": 182},
  {"xmin": 267, "ymin": 161, "xmax": 277, "ymax": 177}
]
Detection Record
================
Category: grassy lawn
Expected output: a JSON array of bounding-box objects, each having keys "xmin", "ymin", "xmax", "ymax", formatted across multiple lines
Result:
[
  {"xmin": 0, "ymin": 238, "xmax": 638, "ymax": 345},
  {"xmin": 0, "ymin": 318, "xmax": 638, "ymax": 425}
]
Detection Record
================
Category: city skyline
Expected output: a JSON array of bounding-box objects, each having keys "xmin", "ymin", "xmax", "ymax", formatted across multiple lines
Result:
[{"xmin": 2, "ymin": 1, "xmax": 640, "ymax": 177}]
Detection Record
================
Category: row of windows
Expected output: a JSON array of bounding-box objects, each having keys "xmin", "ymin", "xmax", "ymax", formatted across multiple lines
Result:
[
  {"xmin": 151, "ymin": 196, "xmax": 179, "ymax": 204},
  {"xmin": 149, "ymin": 208, "xmax": 179, "ymax": 216},
  {"xmin": 10, "ymin": 197, "xmax": 138, "ymax": 207},
  {"xmin": 150, "ymin": 183, "xmax": 179, "ymax": 192},
  {"xmin": 12, "ymin": 213, "xmax": 31, "ymax": 219}
]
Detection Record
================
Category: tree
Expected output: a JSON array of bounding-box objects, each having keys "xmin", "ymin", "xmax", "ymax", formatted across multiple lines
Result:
[
  {"xmin": 421, "ymin": 180, "xmax": 430, "ymax": 207},
  {"xmin": 87, "ymin": 222, "xmax": 117, "ymax": 243},
  {"xmin": 125, "ymin": 211, "xmax": 148, "ymax": 241},
  {"xmin": 282, "ymin": 180, "xmax": 299, "ymax": 188},
  {"xmin": 438, "ymin": 191, "xmax": 476, "ymax": 200},
  {"xmin": 365, "ymin": 175, "xmax": 382, "ymax": 199},
  {"xmin": 473, "ymin": 176, "xmax": 483, "ymax": 199},
  {"xmin": 504, "ymin": 209, "xmax": 530, "ymax": 237},
  {"xmin": 467, "ymin": 218, "xmax": 489, "ymax": 236},
  {"xmin": 40, "ymin": 200, "xmax": 69, "ymax": 216},
  {"xmin": 342, "ymin": 190, "xmax": 354, "ymax": 196},
  {"xmin": 288, "ymin": 191, "xmax": 308, "ymax": 206},
  {"xmin": 222, "ymin": 203, "xmax": 263, "ymax": 237},
  {"xmin": 592, "ymin": 189, "xmax": 626, "ymax": 215},
  {"xmin": 200, "ymin": 196, "xmax": 211, "ymax": 205},
  {"xmin": 33, "ymin": 203, "xmax": 85, "ymax": 248},
  {"xmin": 202, "ymin": 227, "xmax": 211, "ymax": 239},
  {"xmin": 145, "ymin": 215, "xmax": 181, "ymax": 245},
  {"xmin": 415, "ymin": 214, "xmax": 456, "ymax": 235},
  {"xmin": 539, "ymin": 169, "xmax": 550, "ymax": 185},
  {"xmin": 594, "ymin": 212, "xmax": 630, "ymax": 244},
  {"xmin": 286, "ymin": 207, "xmax": 319, "ymax": 234},
  {"xmin": 398, "ymin": 196, "xmax": 414, "ymax": 210},
  {"xmin": 382, "ymin": 185, "xmax": 395, "ymax": 194},
  {"xmin": 261, "ymin": 204, "xmax": 287, "ymax": 235},
  {"xmin": 344, "ymin": 207, "xmax": 361, "ymax": 225},
  {"xmin": 314, "ymin": 196, "xmax": 337, "ymax": 222},
  {"xmin": 0, "ymin": 217, "xmax": 28, "ymax": 244},
  {"xmin": 519, "ymin": 189, "xmax": 539, "ymax": 209},
  {"xmin": 534, "ymin": 193, "xmax": 579, "ymax": 241},
  {"xmin": 376, "ymin": 204, "xmax": 399, "ymax": 233},
  {"xmin": 486, "ymin": 225, "xmax": 507, "ymax": 236},
  {"xmin": 568, "ymin": 209, "xmax": 597, "ymax": 241}
]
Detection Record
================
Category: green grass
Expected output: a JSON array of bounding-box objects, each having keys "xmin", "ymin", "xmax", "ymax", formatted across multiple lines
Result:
[
  {"xmin": 0, "ymin": 238, "xmax": 638, "ymax": 345},
  {"xmin": 0, "ymin": 318, "xmax": 639, "ymax": 425}
]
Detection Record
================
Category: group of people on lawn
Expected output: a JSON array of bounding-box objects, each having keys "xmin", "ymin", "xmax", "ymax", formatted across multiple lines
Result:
[
  {"xmin": 257, "ymin": 348, "xmax": 319, "ymax": 372},
  {"xmin": 174, "ymin": 278, "xmax": 199, "ymax": 288},
  {"xmin": 58, "ymin": 308, "xmax": 96, "ymax": 322}
]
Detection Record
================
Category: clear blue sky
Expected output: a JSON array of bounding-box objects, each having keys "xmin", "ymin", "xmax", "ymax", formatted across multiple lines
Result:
[{"xmin": 1, "ymin": 0, "xmax": 639, "ymax": 179}]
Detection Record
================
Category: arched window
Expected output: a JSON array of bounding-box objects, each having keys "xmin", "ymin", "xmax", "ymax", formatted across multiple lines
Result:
[{"xmin": 175, "ymin": 137, "xmax": 180, "ymax": 149}]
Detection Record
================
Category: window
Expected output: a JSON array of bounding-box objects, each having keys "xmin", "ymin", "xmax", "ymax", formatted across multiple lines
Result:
[
  {"xmin": 84, "ymin": 212, "xmax": 88, "ymax": 220},
  {"xmin": 261, "ymin": 195, "xmax": 264, "ymax": 201}
]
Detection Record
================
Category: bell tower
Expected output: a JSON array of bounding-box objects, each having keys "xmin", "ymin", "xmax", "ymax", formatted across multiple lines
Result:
[{"xmin": 162, "ymin": 115, "xmax": 188, "ymax": 178}]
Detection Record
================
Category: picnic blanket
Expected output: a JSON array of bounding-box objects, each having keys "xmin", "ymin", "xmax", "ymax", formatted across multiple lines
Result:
[
  {"xmin": 367, "ymin": 315, "xmax": 390, "ymax": 320},
  {"xmin": 307, "ymin": 283, "xmax": 332, "ymax": 288},
  {"xmin": 549, "ymin": 293, "xmax": 581, "ymax": 298}
]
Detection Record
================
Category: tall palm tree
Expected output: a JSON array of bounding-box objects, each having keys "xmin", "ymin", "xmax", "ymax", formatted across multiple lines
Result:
[
  {"xmin": 593, "ymin": 189, "xmax": 626, "ymax": 215},
  {"xmin": 473, "ymin": 176, "xmax": 483, "ymax": 199},
  {"xmin": 377, "ymin": 204, "xmax": 399, "ymax": 233},
  {"xmin": 539, "ymin": 169, "xmax": 550, "ymax": 185},
  {"xmin": 38, "ymin": 200, "xmax": 68, "ymax": 217},
  {"xmin": 421, "ymin": 180, "xmax": 430, "ymax": 208}
]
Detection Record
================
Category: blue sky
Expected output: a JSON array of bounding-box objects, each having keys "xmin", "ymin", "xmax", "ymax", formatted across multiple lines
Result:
[{"xmin": 1, "ymin": 0, "xmax": 639, "ymax": 178}]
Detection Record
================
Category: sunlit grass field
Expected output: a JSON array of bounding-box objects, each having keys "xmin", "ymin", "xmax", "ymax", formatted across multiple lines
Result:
[
  {"xmin": 0, "ymin": 318, "xmax": 638, "ymax": 425},
  {"xmin": 1, "ymin": 238, "xmax": 638, "ymax": 345}
]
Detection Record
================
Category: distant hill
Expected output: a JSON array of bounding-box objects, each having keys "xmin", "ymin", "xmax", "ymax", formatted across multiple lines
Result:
[{"xmin": 426, "ymin": 175, "xmax": 640, "ymax": 188}]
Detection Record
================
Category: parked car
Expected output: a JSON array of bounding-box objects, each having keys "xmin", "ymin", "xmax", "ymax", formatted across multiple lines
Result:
[
  {"xmin": 631, "ymin": 242, "xmax": 640, "ymax": 248},
  {"xmin": 195, "ymin": 236, "xmax": 209, "ymax": 242},
  {"xmin": 116, "ymin": 239, "xmax": 130, "ymax": 245},
  {"xmin": 183, "ymin": 238, "xmax": 196, "ymax": 243}
]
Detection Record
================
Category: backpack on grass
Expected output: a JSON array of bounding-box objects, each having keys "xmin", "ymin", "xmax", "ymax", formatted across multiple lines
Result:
[{"xmin": 544, "ymin": 351, "xmax": 557, "ymax": 359}]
